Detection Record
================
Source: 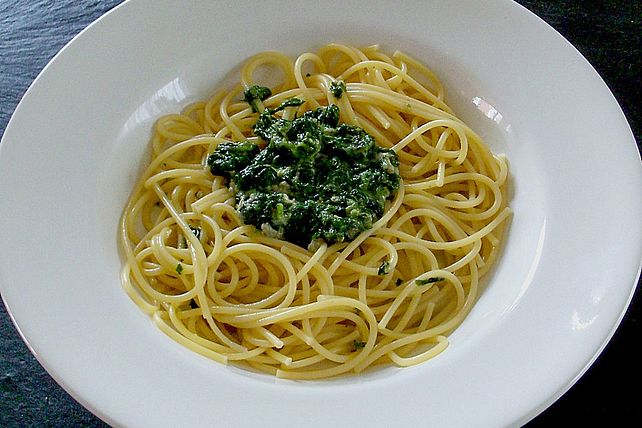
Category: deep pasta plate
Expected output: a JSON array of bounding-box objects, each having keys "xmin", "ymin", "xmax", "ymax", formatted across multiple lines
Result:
[{"xmin": 0, "ymin": 1, "xmax": 640, "ymax": 427}]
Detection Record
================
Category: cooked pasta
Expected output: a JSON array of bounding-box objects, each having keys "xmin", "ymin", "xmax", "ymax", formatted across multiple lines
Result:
[{"xmin": 119, "ymin": 44, "xmax": 511, "ymax": 379}]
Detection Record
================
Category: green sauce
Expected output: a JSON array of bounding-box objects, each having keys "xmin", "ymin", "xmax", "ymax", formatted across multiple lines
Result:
[
  {"xmin": 329, "ymin": 80, "xmax": 346, "ymax": 99},
  {"xmin": 207, "ymin": 87, "xmax": 400, "ymax": 248},
  {"xmin": 242, "ymin": 85, "xmax": 272, "ymax": 113}
]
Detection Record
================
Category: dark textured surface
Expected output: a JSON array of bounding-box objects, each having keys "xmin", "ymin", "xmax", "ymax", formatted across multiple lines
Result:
[{"xmin": 0, "ymin": 1, "xmax": 640, "ymax": 427}]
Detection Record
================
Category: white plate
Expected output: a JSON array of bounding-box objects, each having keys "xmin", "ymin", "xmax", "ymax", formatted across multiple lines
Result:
[{"xmin": 1, "ymin": 1, "xmax": 640, "ymax": 427}]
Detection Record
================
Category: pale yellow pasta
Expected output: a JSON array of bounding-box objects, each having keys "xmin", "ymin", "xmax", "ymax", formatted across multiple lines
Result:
[{"xmin": 120, "ymin": 44, "xmax": 511, "ymax": 379}]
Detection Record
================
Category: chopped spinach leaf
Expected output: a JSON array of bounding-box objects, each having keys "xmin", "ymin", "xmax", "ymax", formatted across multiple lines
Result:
[
  {"xmin": 415, "ymin": 277, "xmax": 445, "ymax": 286},
  {"xmin": 207, "ymin": 141, "xmax": 260, "ymax": 178},
  {"xmin": 330, "ymin": 80, "xmax": 346, "ymax": 98},
  {"xmin": 176, "ymin": 263, "xmax": 184, "ymax": 275},
  {"xmin": 352, "ymin": 340, "xmax": 366, "ymax": 351},
  {"xmin": 378, "ymin": 260, "xmax": 391, "ymax": 275},
  {"xmin": 243, "ymin": 85, "xmax": 272, "ymax": 113},
  {"xmin": 268, "ymin": 97, "xmax": 305, "ymax": 113}
]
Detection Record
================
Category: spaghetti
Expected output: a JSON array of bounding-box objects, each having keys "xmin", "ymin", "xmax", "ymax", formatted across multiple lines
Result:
[{"xmin": 120, "ymin": 44, "xmax": 511, "ymax": 379}]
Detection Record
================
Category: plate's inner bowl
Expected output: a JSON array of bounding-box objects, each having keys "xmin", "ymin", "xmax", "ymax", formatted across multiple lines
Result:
[{"xmin": 96, "ymin": 37, "xmax": 546, "ymax": 382}]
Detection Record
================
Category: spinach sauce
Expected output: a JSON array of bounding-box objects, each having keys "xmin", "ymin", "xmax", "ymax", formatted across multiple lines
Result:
[{"xmin": 207, "ymin": 85, "xmax": 400, "ymax": 249}]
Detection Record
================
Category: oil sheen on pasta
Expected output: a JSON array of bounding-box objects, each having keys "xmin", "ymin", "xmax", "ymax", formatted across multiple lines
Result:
[{"xmin": 120, "ymin": 44, "xmax": 512, "ymax": 379}]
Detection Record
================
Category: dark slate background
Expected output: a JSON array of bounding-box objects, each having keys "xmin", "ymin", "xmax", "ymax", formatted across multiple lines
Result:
[{"xmin": 1, "ymin": 1, "xmax": 640, "ymax": 426}]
